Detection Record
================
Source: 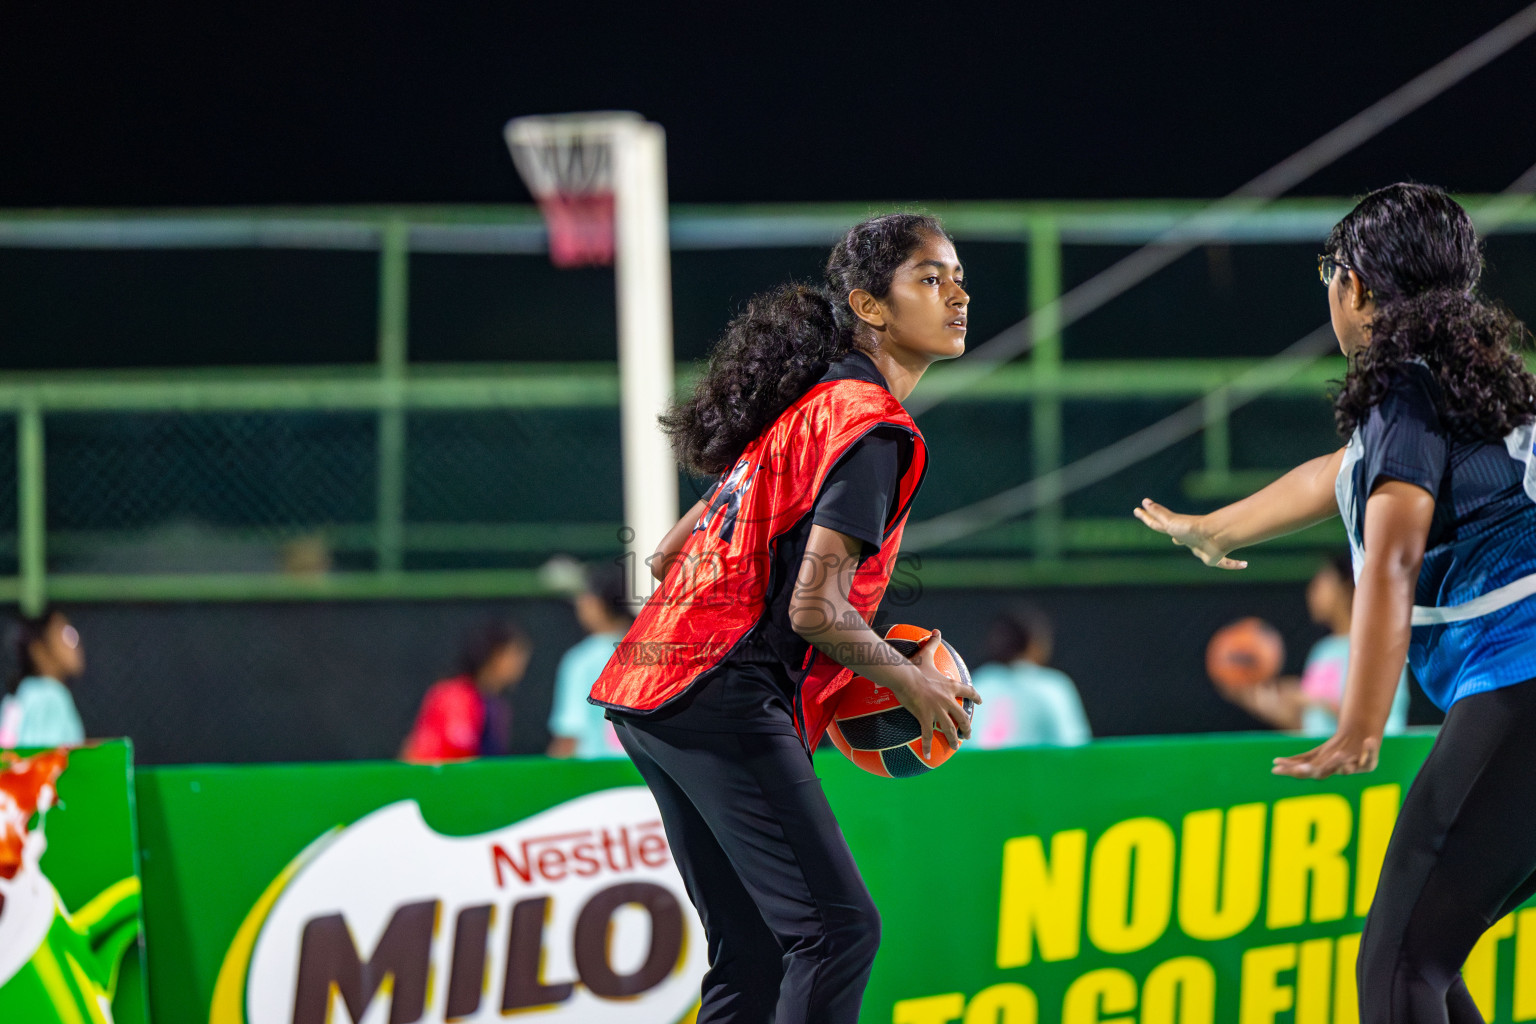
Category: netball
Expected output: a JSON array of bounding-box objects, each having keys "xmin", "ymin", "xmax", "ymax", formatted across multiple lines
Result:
[
  {"xmin": 827, "ymin": 624, "xmax": 975, "ymax": 777},
  {"xmin": 1205, "ymin": 616, "xmax": 1285, "ymax": 690}
]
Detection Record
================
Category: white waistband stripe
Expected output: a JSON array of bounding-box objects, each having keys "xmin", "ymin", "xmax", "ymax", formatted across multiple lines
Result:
[{"xmin": 1412, "ymin": 572, "xmax": 1536, "ymax": 626}]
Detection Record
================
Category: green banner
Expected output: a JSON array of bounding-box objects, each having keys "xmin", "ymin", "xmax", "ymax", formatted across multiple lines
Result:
[
  {"xmin": 850, "ymin": 731, "xmax": 1535, "ymax": 1024},
  {"xmin": 135, "ymin": 757, "xmax": 691, "ymax": 1024},
  {"xmin": 134, "ymin": 733, "xmax": 1533, "ymax": 1024},
  {"xmin": 0, "ymin": 740, "xmax": 148, "ymax": 1024}
]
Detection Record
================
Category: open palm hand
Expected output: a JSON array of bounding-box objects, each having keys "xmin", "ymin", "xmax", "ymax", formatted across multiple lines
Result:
[{"xmin": 1133, "ymin": 499, "xmax": 1248, "ymax": 570}]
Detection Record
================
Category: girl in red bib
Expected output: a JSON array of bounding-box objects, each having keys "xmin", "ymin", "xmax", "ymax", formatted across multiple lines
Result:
[{"xmin": 590, "ymin": 213, "xmax": 979, "ymax": 1023}]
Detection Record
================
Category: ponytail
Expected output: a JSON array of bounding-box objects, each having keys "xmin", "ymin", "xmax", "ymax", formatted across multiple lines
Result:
[{"xmin": 661, "ymin": 284, "xmax": 846, "ymax": 476}]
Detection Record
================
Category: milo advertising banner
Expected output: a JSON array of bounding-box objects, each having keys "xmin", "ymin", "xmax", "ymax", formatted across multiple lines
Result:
[
  {"xmin": 136, "ymin": 757, "xmax": 707, "ymax": 1024},
  {"xmin": 136, "ymin": 734, "xmax": 1533, "ymax": 1024},
  {"xmin": 0, "ymin": 740, "xmax": 148, "ymax": 1024}
]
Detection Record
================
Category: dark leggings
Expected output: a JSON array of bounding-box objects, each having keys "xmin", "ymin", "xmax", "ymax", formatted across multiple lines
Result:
[
  {"xmin": 1359, "ymin": 678, "xmax": 1536, "ymax": 1022},
  {"xmin": 612, "ymin": 716, "xmax": 880, "ymax": 1024}
]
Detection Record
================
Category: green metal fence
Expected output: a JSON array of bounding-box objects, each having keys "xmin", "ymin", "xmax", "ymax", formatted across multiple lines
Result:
[{"xmin": 2, "ymin": 199, "xmax": 1533, "ymax": 607}]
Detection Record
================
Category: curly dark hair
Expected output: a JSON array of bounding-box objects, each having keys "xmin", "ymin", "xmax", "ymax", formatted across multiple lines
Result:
[
  {"xmin": 660, "ymin": 213, "xmax": 948, "ymax": 476},
  {"xmin": 1329, "ymin": 183, "xmax": 1536, "ymax": 441}
]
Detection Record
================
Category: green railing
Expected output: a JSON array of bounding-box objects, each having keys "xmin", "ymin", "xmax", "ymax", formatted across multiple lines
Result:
[{"xmin": 3, "ymin": 198, "xmax": 1533, "ymax": 606}]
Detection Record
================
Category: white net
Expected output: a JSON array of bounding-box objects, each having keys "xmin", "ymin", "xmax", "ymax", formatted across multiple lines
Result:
[{"xmin": 504, "ymin": 112, "xmax": 641, "ymax": 267}]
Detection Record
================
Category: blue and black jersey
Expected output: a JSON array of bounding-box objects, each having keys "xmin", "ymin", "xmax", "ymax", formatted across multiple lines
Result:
[{"xmin": 1336, "ymin": 361, "xmax": 1536, "ymax": 710}]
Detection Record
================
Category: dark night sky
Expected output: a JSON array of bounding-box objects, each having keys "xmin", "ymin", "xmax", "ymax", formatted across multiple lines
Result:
[{"xmin": 2, "ymin": 1, "xmax": 1535, "ymax": 207}]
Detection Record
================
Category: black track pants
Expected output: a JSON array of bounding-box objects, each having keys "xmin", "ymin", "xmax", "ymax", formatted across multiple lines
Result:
[
  {"xmin": 1359, "ymin": 679, "xmax": 1536, "ymax": 1023},
  {"xmin": 611, "ymin": 716, "xmax": 880, "ymax": 1024}
]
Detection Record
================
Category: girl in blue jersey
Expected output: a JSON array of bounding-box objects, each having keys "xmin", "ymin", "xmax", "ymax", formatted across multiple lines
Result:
[{"xmin": 1136, "ymin": 183, "xmax": 1536, "ymax": 1022}]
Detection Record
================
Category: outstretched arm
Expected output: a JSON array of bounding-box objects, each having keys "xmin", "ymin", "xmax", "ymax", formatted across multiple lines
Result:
[{"xmin": 1133, "ymin": 447, "xmax": 1346, "ymax": 568}]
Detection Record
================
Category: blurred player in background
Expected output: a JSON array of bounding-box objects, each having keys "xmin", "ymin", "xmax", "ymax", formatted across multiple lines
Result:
[
  {"xmin": 1217, "ymin": 553, "xmax": 1410, "ymax": 736},
  {"xmin": 966, "ymin": 604, "xmax": 1090, "ymax": 748},
  {"xmin": 0, "ymin": 607, "xmax": 86, "ymax": 748},
  {"xmin": 401, "ymin": 620, "xmax": 530, "ymax": 763},
  {"xmin": 590, "ymin": 214, "xmax": 979, "ymax": 1023},
  {"xmin": 1136, "ymin": 183, "xmax": 1536, "ymax": 1022},
  {"xmin": 547, "ymin": 562, "xmax": 632, "ymax": 758}
]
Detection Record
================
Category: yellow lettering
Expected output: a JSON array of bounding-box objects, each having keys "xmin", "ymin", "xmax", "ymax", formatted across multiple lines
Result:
[
  {"xmin": 1239, "ymin": 943, "xmax": 1296, "ymax": 1024},
  {"xmin": 1267, "ymin": 794, "xmax": 1352, "ymax": 928},
  {"xmin": 997, "ymin": 830, "xmax": 1087, "ymax": 967},
  {"xmin": 894, "ymin": 993, "xmax": 965, "ymax": 1024},
  {"xmin": 1515, "ymin": 907, "xmax": 1536, "ymax": 1021},
  {"xmin": 1142, "ymin": 956, "xmax": 1216, "ymax": 1024},
  {"xmin": 964, "ymin": 983, "xmax": 1039, "ymax": 1024},
  {"xmin": 1178, "ymin": 804, "xmax": 1265, "ymax": 941},
  {"xmin": 1061, "ymin": 968, "xmax": 1136, "ymax": 1024},
  {"xmin": 1295, "ymin": 937, "xmax": 1332, "ymax": 1024},
  {"xmin": 1353, "ymin": 784, "xmax": 1400, "ymax": 917},
  {"xmin": 1087, "ymin": 817, "xmax": 1175, "ymax": 954},
  {"xmin": 1333, "ymin": 933, "xmax": 1361, "ymax": 1024},
  {"xmin": 1464, "ymin": 913, "xmax": 1515, "ymax": 1019}
]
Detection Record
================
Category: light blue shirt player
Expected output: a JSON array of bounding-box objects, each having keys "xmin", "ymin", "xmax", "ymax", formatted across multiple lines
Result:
[
  {"xmin": 966, "ymin": 661, "xmax": 1091, "ymax": 749},
  {"xmin": 548, "ymin": 632, "xmax": 628, "ymax": 759},
  {"xmin": 0, "ymin": 676, "xmax": 86, "ymax": 748},
  {"xmin": 1337, "ymin": 362, "xmax": 1536, "ymax": 710}
]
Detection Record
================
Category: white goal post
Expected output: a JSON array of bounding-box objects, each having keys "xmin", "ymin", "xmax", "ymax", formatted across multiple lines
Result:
[{"xmin": 505, "ymin": 112, "xmax": 679, "ymax": 599}]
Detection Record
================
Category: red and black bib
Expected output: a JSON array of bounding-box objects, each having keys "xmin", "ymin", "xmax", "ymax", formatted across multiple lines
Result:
[{"xmin": 590, "ymin": 375, "xmax": 928, "ymax": 745}]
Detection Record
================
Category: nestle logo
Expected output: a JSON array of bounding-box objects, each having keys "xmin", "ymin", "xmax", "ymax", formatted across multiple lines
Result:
[{"xmin": 491, "ymin": 822, "xmax": 669, "ymax": 887}]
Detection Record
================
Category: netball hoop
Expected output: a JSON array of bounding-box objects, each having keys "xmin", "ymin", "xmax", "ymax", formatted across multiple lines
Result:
[
  {"xmin": 503, "ymin": 111, "xmax": 678, "ymax": 599},
  {"xmin": 504, "ymin": 111, "xmax": 631, "ymax": 268}
]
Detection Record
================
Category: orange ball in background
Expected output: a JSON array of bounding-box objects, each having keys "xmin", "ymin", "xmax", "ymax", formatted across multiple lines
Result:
[{"xmin": 1205, "ymin": 617, "xmax": 1285, "ymax": 690}]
